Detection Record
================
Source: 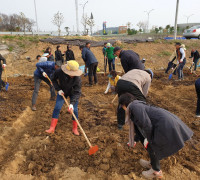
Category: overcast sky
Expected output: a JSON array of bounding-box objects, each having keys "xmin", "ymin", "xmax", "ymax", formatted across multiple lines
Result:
[{"xmin": 0, "ymin": 0, "xmax": 200, "ymax": 32}]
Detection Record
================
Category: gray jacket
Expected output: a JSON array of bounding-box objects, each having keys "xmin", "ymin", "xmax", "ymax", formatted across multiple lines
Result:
[{"xmin": 129, "ymin": 100, "xmax": 193, "ymax": 160}]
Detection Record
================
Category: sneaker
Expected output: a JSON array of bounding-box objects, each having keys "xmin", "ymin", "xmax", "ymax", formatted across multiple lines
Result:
[
  {"xmin": 139, "ymin": 159, "xmax": 152, "ymax": 169},
  {"xmin": 196, "ymin": 114, "xmax": 200, "ymax": 118},
  {"xmin": 32, "ymin": 105, "xmax": 36, "ymax": 111},
  {"xmin": 85, "ymin": 83, "xmax": 93, "ymax": 87},
  {"xmin": 142, "ymin": 168, "xmax": 163, "ymax": 179}
]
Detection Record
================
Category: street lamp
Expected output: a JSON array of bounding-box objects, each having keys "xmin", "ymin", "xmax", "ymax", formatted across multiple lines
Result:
[
  {"xmin": 75, "ymin": 0, "xmax": 80, "ymax": 34},
  {"xmin": 34, "ymin": 0, "xmax": 39, "ymax": 33},
  {"xmin": 174, "ymin": 0, "xmax": 179, "ymax": 40},
  {"xmin": 144, "ymin": 9, "xmax": 154, "ymax": 32},
  {"xmin": 80, "ymin": 1, "xmax": 88, "ymax": 34},
  {"xmin": 185, "ymin": 14, "xmax": 194, "ymax": 24}
]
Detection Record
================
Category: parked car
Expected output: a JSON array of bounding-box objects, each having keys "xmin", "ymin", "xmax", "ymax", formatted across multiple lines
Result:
[{"xmin": 183, "ymin": 25, "xmax": 200, "ymax": 39}]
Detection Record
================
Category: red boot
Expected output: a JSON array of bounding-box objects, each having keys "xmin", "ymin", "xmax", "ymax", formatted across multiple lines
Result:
[
  {"xmin": 45, "ymin": 118, "xmax": 58, "ymax": 133},
  {"xmin": 72, "ymin": 121, "xmax": 80, "ymax": 136}
]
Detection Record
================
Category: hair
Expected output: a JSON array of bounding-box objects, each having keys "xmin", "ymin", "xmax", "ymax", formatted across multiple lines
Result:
[
  {"xmin": 104, "ymin": 42, "xmax": 107, "ymax": 45},
  {"xmin": 79, "ymin": 45, "xmax": 84, "ymax": 50},
  {"xmin": 45, "ymin": 47, "xmax": 51, "ymax": 52},
  {"xmin": 175, "ymin": 42, "xmax": 181, "ymax": 46},
  {"xmin": 119, "ymin": 93, "xmax": 137, "ymax": 107},
  {"xmin": 67, "ymin": 45, "xmax": 71, "ymax": 50},
  {"xmin": 36, "ymin": 55, "xmax": 41, "ymax": 60},
  {"xmin": 86, "ymin": 42, "xmax": 90, "ymax": 46},
  {"xmin": 110, "ymin": 70, "xmax": 117, "ymax": 78},
  {"xmin": 57, "ymin": 45, "xmax": 61, "ymax": 50}
]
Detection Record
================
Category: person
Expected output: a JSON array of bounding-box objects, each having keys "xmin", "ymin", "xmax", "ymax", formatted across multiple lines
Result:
[
  {"xmin": 105, "ymin": 43, "xmax": 115, "ymax": 72},
  {"xmin": 195, "ymin": 78, "xmax": 200, "ymax": 117},
  {"xmin": 190, "ymin": 49, "xmax": 200, "ymax": 74},
  {"xmin": 119, "ymin": 93, "xmax": 193, "ymax": 179},
  {"xmin": 103, "ymin": 42, "xmax": 108, "ymax": 74},
  {"xmin": 65, "ymin": 45, "xmax": 75, "ymax": 62},
  {"xmin": 45, "ymin": 60, "xmax": 83, "ymax": 135},
  {"xmin": 114, "ymin": 47, "xmax": 144, "ymax": 73},
  {"xmin": 165, "ymin": 51, "xmax": 177, "ymax": 74},
  {"xmin": 116, "ymin": 69, "xmax": 153, "ymax": 129},
  {"xmin": 45, "ymin": 47, "xmax": 54, "ymax": 61},
  {"xmin": 36, "ymin": 55, "xmax": 41, "ymax": 61},
  {"xmin": 104, "ymin": 70, "xmax": 121, "ymax": 94},
  {"xmin": 31, "ymin": 61, "xmax": 61, "ymax": 111},
  {"xmin": 55, "ymin": 45, "xmax": 65, "ymax": 64},
  {"xmin": 0, "ymin": 54, "xmax": 6, "ymax": 91},
  {"xmin": 175, "ymin": 43, "xmax": 186, "ymax": 81},
  {"xmin": 80, "ymin": 42, "xmax": 98, "ymax": 86},
  {"xmin": 38, "ymin": 53, "xmax": 49, "ymax": 63}
]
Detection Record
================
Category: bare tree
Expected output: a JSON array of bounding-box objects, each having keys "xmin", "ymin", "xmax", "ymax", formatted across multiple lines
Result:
[
  {"xmin": 137, "ymin": 21, "xmax": 148, "ymax": 32},
  {"xmin": 20, "ymin": 12, "xmax": 29, "ymax": 34},
  {"xmin": 52, "ymin": 11, "xmax": 64, "ymax": 36},
  {"xmin": 86, "ymin": 13, "xmax": 95, "ymax": 36},
  {"xmin": 64, "ymin": 27, "xmax": 70, "ymax": 36},
  {"xmin": 81, "ymin": 14, "xmax": 88, "ymax": 35}
]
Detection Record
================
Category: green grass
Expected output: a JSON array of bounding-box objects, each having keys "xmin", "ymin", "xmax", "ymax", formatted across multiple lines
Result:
[
  {"xmin": 157, "ymin": 51, "xmax": 171, "ymax": 57},
  {"xmin": 2, "ymin": 35, "xmax": 16, "ymax": 40},
  {"xmin": 8, "ymin": 45, "xmax": 14, "ymax": 52}
]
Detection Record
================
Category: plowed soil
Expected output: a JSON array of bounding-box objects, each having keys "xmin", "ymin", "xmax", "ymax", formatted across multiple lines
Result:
[{"xmin": 0, "ymin": 40, "xmax": 200, "ymax": 179}]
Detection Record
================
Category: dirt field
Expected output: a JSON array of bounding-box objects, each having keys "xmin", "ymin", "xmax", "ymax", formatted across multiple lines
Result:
[{"xmin": 0, "ymin": 39, "xmax": 200, "ymax": 179}]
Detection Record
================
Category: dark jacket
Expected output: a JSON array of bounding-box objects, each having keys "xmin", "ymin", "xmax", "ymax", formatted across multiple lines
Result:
[
  {"xmin": 66, "ymin": 50, "xmax": 75, "ymax": 61},
  {"xmin": 47, "ymin": 54, "xmax": 55, "ymax": 62},
  {"xmin": 129, "ymin": 100, "xmax": 193, "ymax": 160},
  {"xmin": 191, "ymin": 50, "xmax": 200, "ymax": 62},
  {"xmin": 0, "ymin": 54, "xmax": 6, "ymax": 70},
  {"xmin": 119, "ymin": 50, "xmax": 144, "ymax": 73},
  {"xmin": 34, "ymin": 61, "xmax": 55, "ymax": 78},
  {"xmin": 55, "ymin": 50, "xmax": 64, "ymax": 62},
  {"xmin": 51, "ymin": 69, "xmax": 81, "ymax": 105},
  {"xmin": 82, "ymin": 47, "xmax": 98, "ymax": 67}
]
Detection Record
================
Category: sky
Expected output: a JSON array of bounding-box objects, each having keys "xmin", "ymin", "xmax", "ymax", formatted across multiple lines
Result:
[{"xmin": 0, "ymin": 0, "xmax": 200, "ymax": 32}]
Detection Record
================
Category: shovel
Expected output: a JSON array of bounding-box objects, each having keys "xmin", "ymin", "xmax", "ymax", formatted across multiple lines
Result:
[
  {"xmin": 46, "ymin": 75, "xmax": 53, "ymax": 86},
  {"xmin": 168, "ymin": 67, "xmax": 177, "ymax": 80},
  {"xmin": 110, "ymin": 94, "xmax": 118, "ymax": 115},
  {"xmin": 61, "ymin": 94, "xmax": 99, "ymax": 155},
  {"xmin": 4, "ymin": 67, "xmax": 9, "ymax": 91}
]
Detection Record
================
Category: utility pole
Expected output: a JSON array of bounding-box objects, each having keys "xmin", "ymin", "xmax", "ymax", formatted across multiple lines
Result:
[
  {"xmin": 75, "ymin": 0, "xmax": 80, "ymax": 34},
  {"xmin": 174, "ymin": 0, "xmax": 179, "ymax": 40},
  {"xmin": 34, "ymin": 0, "xmax": 39, "ymax": 34},
  {"xmin": 144, "ymin": 9, "xmax": 154, "ymax": 32},
  {"xmin": 185, "ymin": 14, "xmax": 194, "ymax": 24},
  {"xmin": 80, "ymin": 1, "xmax": 88, "ymax": 34}
]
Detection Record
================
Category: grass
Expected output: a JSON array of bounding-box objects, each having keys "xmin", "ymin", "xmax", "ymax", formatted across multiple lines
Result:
[
  {"xmin": 157, "ymin": 51, "xmax": 171, "ymax": 57},
  {"xmin": 8, "ymin": 45, "xmax": 14, "ymax": 52}
]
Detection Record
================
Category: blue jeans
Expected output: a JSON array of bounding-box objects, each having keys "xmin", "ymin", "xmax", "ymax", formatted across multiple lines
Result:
[
  {"xmin": 108, "ymin": 58, "xmax": 115, "ymax": 72},
  {"xmin": 177, "ymin": 59, "xmax": 186, "ymax": 79},
  {"xmin": 194, "ymin": 58, "xmax": 200, "ymax": 71},
  {"xmin": 52, "ymin": 94, "xmax": 79, "ymax": 120}
]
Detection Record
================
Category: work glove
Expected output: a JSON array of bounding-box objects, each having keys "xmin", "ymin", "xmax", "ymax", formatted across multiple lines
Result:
[
  {"xmin": 58, "ymin": 90, "xmax": 64, "ymax": 96},
  {"xmin": 144, "ymin": 138, "xmax": 149, "ymax": 149},
  {"xmin": 2, "ymin": 64, "xmax": 6, "ymax": 68},
  {"xmin": 42, "ymin": 72, "xmax": 47, "ymax": 77},
  {"xmin": 180, "ymin": 59, "xmax": 183, "ymax": 63},
  {"xmin": 68, "ymin": 104, "xmax": 74, "ymax": 113},
  {"xmin": 127, "ymin": 142, "xmax": 136, "ymax": 148}
]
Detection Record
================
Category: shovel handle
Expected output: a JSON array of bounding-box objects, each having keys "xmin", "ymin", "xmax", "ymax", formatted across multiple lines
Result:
[
  {"xmin": 111, "ymin": 94, "xmax": 118, "ymax": 104},
  {"xmin": 4, "ymin": 67, "xmax": 7, "ymax": 82},
  {"xmin": 46, "ymin": 76, "xmax": 53, "ymax": 86},
  {"xmin": 61, "ymin": 94, "xmax": 92, "ymax": 147}
]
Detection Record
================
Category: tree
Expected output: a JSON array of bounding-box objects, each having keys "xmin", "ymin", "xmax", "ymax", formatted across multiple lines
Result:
[
  {"xmin": 170, "ymin": 26, "xmax": 174, "ymax": 34},
  {"xmin": 65, "ymin": 27, "xmax": 70, "ymax": 36},
  {"xmin": 165, "ymin": 25, "xmax": 170, "ymax": 33},
  {"xmin": 137, "ymin": 21, "xmax": 148, "ymax": 32},
  {"xmin": 81, "ymin": 14, "xmax": 88, "ymax": 35},
  {"xmin": 127, "ymin": 22, "xmax": 131, "ymax": 29},
  {"xmin": 86, "ymin": 13, "xmax": 95, "ymax": 35},
  {"xmin": 52, "ymin": 11, "xmax": 64, "ymax": 36},
  {"xmin": 155, "ymin": 27, "xmax": 159, "ymax": 34}
]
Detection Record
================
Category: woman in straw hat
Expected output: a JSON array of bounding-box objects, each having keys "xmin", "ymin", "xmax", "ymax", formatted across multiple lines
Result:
[{"xmin": 46, "ymin": 60, "xmax": 83, "ymax": 135}]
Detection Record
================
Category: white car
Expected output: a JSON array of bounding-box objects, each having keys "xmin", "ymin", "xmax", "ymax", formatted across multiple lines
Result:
[{"xmin": 183, "ymin": 25, "xmax": 200, "ymax": 39}]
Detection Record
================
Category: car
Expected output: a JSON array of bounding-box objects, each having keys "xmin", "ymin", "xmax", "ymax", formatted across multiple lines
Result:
[{"xmin": 183, "ymin": 25, "xmax": 200, "ymax": 39}]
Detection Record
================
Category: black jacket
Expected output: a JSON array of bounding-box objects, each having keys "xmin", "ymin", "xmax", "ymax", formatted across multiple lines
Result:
[
  {"xmin": 66, "ymin": 50, "xmax": 75, "ymax": 61},
  {"xmin": 55, "ymin": 50, "xmax": 64, "ymax": 62},
  {"xmin": 0, "ymin": 54, "xmax": 6, "ymax": 70},
  {"xmin": 82, "ymin": 47, "xmax": 98, "ymax": 67},
  {"xmin": 47, "ymin": 54, "xmax": 55, "ymax": 62},
  {"xmin": 119, "ymin": 50, "xmax": 144, "ymax": 73},
  {"xmin": 51, "ymin": 69, "xmax": 81, "ymax": 105},
  {"xmin": 129, "ymin": 100, "xmax": 193, "ymax": 160},
  {"xmin": 191, "ymin": 50, "xmax": 200, "ymax": 62}
]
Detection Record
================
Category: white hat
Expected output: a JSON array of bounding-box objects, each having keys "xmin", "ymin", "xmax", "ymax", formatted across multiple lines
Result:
[
  {"xmin": 42, "ymin": 53, "xmax": 49, "ymax": 57},
  {"xmin": 39, "ymin": 57, "xmax": 47, "ymax": 62}
]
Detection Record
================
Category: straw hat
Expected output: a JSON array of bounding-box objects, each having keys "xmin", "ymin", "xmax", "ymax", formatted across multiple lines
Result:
[
  {"xmin": 107, "ymin": 43, "xmax": 112, "ymax": 48},
  {"xmin": 61, "ymin": 60, "xmax": 83, "ymax": 76}
]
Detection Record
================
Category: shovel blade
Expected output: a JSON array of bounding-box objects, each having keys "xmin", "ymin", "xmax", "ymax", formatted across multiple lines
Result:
[
  {"xmin": 5, "ymin": 82, "xmax": 9, "ymax": 91},
  {"xmin": 88, "ymin": 145, "xmax": 99, "ymax": 155},
  {"xmin": 168, "ymin": 73, "xmax": 173, "ymax": 80}
]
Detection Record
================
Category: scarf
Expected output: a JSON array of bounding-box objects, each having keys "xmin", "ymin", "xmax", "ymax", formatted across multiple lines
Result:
[{"xmin": 125, "ymin": 104, "xmax": 135, "ymax": 147}]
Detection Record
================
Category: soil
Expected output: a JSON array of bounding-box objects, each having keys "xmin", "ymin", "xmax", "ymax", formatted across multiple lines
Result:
[{"xmin": 0, "ymin": 39, "xmax": 200, "ymax": 179}]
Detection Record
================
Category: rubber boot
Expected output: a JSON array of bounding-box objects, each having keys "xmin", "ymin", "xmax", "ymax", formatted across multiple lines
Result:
[
  {"xmin": 45, "ymin": 118, "xmax": 58, "ymax": 133},
  {"xmin": 72, "ymin": 121, "xmax": 80, "ymax": 136}
]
